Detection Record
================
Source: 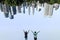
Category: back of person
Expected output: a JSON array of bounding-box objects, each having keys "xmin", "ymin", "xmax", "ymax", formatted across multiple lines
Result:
[
  {"xmin": 34, "ymin": 32, "xmax": 37, "ymax": 38},
  {"xmin": 25, "ymin": 32, "xmax": 28, "ymax": 38}
]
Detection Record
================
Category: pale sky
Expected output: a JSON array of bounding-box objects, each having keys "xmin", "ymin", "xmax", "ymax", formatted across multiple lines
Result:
[{"xmin": 0, "ymin": 6, "xmax": 60, "ymax": 40}]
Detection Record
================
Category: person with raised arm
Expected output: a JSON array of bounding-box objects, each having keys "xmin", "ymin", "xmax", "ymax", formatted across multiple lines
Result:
[
  {"xmin": 32, "ymin": 31, "xmax": 40, "ymax": 40},
  {"xmin": 23, "ymin": 30, "xmax": 29, "ymax": 40}
]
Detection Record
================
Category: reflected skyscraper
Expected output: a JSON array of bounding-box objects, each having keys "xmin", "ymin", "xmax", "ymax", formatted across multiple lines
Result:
[
  {"xmin": 18, "ymin": 5, "xmax": 21, "ymax": 13},
  {"xmin": 23, "ymin": 3, "xmax": 26, "ymax": 14},
  {"xmin": 9, "ymin": 6, "xmax": 12, "ymax": 14},
  {"xmin": 53, "ymin": 3, "xmax": 59, "ymax": 10},
  {"xmin": 26, "ymin": 2, "xmax": 28, "ymax": 8},
  {"xmin": 0, "ymin": 3, "xmax": 1, "ymax": 10},
  {"xmin": 34, "ymin": 1, "xmax": 37, "ymax": 8},
  {"xmin": 32, "ymin": 2, "xmax": 35, "ymax": 15},
  {"xmin": 23, "ymin": 0, "xmax": 26, "ymax": 14},
  {"xmin": 48, "ymin": 4, "xmax": 53, "ymax": 16},
  {"xmin": 44, "ymin": 3, "xmax": 49, "ymax": 16},
  {"xmin": 28, "ymin": 4, "xmax": 30, "ymax": 15},
  {"xmin": 36, "ymin": 1, "xmax": 39, "ymax": 10},
  {"xmin": 3, "ymin": 4, "xmax": 9, "ymax": 18},
  {"xmin": 0, "ymin": 3, "xmax": 4, "ymax": 12},
  {"xmin": 9, "ymin": 6, "xmax": 14, "ymax": 19},
  {"xmin": 36, "ymin": 1, "xmax": 42, "ymax": 11},
  {"xmin": 12, "ymin": 6, "xmax": 16, "ymax": 15}
]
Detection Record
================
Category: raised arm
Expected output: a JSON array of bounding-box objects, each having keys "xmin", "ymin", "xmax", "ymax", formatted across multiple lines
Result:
[
  {"xmin": 28, "ymin": 30, "xmax": 29, "ymax": 33},
  {"xmin": 37, "ymin": 31, "xmax": 40, "ymax": 34},
  {"xmin": 31, "ymin": 31, "xmax": 34, "ymax": 34}
]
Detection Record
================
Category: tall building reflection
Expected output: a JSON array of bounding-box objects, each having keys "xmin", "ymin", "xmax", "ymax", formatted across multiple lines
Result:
[
  {"xmin": 10, "ymin": 6, "xmax": 14, "ymax": 19},
  {"xmin": 32, "ymin": 2, "xmax": 35, "ymax": 15},
  {"xmin": 9, "ymin": 6, "xmax": 14, "ymax": 19},
  {"xmin": 0, "ymin": 0, "xmax": 60, "ymax": 19},
  {"xmin": 0, "ymin": 3, "xmax": 4, "ymax": 12},
  {"xmin": 12, "ymin": 6, "xmax": 16, "ymax": 15},
  {"xmin": 18, "ymin": 5, "xmax": 21, "ymax": 13},
  {"xmin": 28, "ymin": 3, "xmax": 30, "ymax": 15},
  {"xmin": 23, "ymin": 0, "xmax": 26, "ymax": 14},
  {"xmin": 3, "ymin": 4, "xmax": 9, "ymax": 18}
]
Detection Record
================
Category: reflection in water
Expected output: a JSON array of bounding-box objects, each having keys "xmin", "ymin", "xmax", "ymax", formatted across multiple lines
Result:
[
  {"xmin": 32, "ymin": 2, "xmax": 35, "ymax": 15},
  {"xmin": 28, "ymin": 4, "xmax": 30, "ymax": 15},
  {"xmin": 9, "ymin": 6, "xmax": 14, "ymax": 19},
  {"xmin": 12, "ymin": 6, "xmax": 16, "ymax": 15},
  {"xmin": 0, "ymin": 2, "xmax": 59, "ymax": 19},
  {"xmin": 3, "ymin": 4, "xmax": 9, "ymax": 18},
  {"xmin": 53, "ymin": 3, "xmax": 59, "ymax": 10},
  {"xmin": 18, "ymin": 6, "xmax": 21, "ymax": 13}
]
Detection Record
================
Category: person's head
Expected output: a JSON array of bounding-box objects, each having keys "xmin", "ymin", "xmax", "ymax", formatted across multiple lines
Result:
[
  {"xmin": 34, "ymin": 31, "xmax": 36, "ymax": 33},
  {"xmin": 26, "ymin": 31, "xmax": 27, "ymax": 32}
]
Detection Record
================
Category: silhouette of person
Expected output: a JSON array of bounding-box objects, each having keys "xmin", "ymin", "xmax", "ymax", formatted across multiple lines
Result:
[
  {"xmin": 32, "ymin": 31, "xmax": 40, "ymax": 40},
  {"xmin": 23, "ymin": 30, "xmax": 29, "ymax": 40}
]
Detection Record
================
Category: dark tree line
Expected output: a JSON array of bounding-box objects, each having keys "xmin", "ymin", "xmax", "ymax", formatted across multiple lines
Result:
[{"xmin": 0, "ymin": 0, "xmax": 60, "ymax": 6}]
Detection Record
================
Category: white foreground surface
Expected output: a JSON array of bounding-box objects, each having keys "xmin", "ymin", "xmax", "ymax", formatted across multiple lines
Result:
[{"xmin": 0, "ymin": 6, "xmax": 60, "ymax": 40}]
